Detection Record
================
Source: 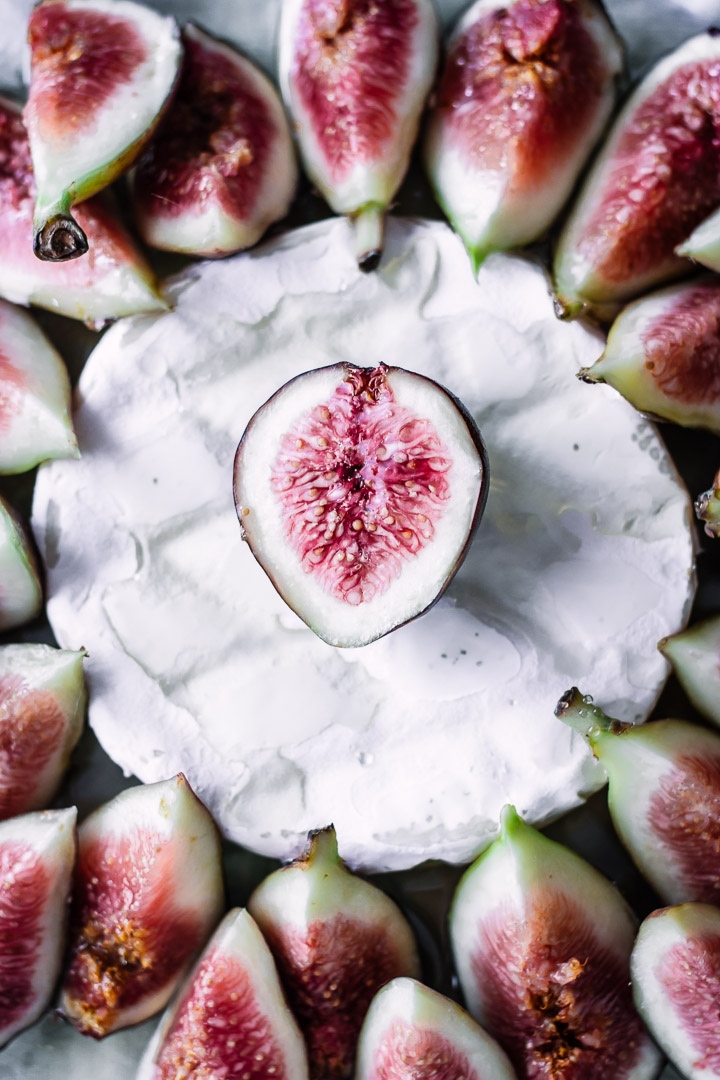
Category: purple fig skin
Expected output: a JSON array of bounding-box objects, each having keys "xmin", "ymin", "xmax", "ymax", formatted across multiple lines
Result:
[
  {"xmin": 631, "ymin": 903, "xmax": 720, "ymax": 1080},
  {"xmin": 696, "ymin": 467, "xmax": 720, "ymax": 537},
  {"xmin": 248, "ymin": 826, "xmax": 421, "ymax": 1079}
]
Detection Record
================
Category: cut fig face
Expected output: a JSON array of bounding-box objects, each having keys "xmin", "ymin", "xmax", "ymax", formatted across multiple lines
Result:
[
  {"xmin": 0, "ymin": 96, "xmax": 165, "ymax": 326},
  {"xmin": 0, "ymin": 807, "xmax": 76, "ymax": 1048},
  {"xmin": 233, "ymin": 363, "xmax": 489, "ymax": 648},
  {"xmin": 132, "ymin": 24, "xmax": 298, "ymax": 258},
  {"xmin": 25, "ymin": 0, "xmax": 182, "ymax": 261},
  {"xmin": 424, "ymin": 0, "xmax": 623, "ymax": 274},
  {"xmin": 696, "ymin": 468, "xmax": 720, "ymax": 538},
  {"xmin": 659, "ymin": 616, "xmax": 720, "ymax": 727},
  {"xmin": 249, "ymin": 826, "xmax": 421, "ymax": 1078},
  {"xmin": 449, "ymin": 805, "xmax": 662, "ymax": 1080},
  {"xmin": 0, "ymin": 299, "xmax": 77, "ymax": 472},
  {"xmin": 356, "ymin": 977, "xmax": 518, "ymax": 1080},
  {"xmin": 554, "ymin": 31, "xmax": 720, "ymax": 318},
  {"xmin": 0, "ymin": 496, "xmax": 42, "ymax": 632},
  {"xmin": 631, "ymin": 903, "xmax": 720, "ymax": 1080},
  {"xmin": 0, "ymin": 644, "xmax": 85, "ymax": 821},
  {"xmin": 137, "ymin": 907, "xmax": 309, "ymax": 1080},
  {"xmin": 59, "ymin": 773, "xmax": 224, "ymax": 1038},
  {"xmin": 556, "ymin": 688, "xmax": 720, "ymax": 906},
  {"xmin": 579, "ymin": 277, "xmax": 720, "ymax": 434},
  {"xmin": 279, "ymin": 0, "xmax": 438, "ymax": 269}
]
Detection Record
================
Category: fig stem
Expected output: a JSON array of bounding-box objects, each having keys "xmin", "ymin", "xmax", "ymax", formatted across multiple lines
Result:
[
  {"xmin": 499, "ymin": 803, "xmax": 525, "ymax": 839},
  {"xmin": 353, "ymin": 204, "xmax": 384, "ymax": 273},
  {"xmin": 555, "ymin": 687, "xmax": 626, "ymax": 738},
  {"xmin": 33, "ymin": 210, "xmax": 89, "ymax": 262},
  {"xmin": 303, "ymin": 824, "xmax": 340, "ymax": 866}
]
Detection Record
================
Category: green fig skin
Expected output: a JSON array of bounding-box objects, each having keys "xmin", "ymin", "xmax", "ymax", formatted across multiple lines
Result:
[
  {"xmin": 696, "ymin": 468, "xmax": 720, "ymax": 538},
  {"xmin": 659, "ymin": 617, "xmax": 720, "ymax": 727},
  {"xmin": 677, "ymin": 205, "xmax": 720, "ymax": 271},
  {"xmin": 0, "ymin": 496, "xmax": 42, "ymax": 631}
]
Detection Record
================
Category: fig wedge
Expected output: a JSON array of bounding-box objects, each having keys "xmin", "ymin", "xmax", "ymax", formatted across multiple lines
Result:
[
  {"xmin": 579, "ymin": 276, "xmax": 720, "ymax": 433},
  {"xmin": 233, "ymin": 363, "xmax": 489, "ymax": 648},
  {"xmin": 631, "ymin": 903, "xmax": 720, "ymax": 1080},
  {"xmin": 0, "ymin": 496, "xmax": 42, "ymax": 631},
  {"xmin": 249, "ymin": 826, "xmax": 421, "ymax": 1079},
  {"xmin": 424, "ymin": 0, "xmax": 623, "ymax": 275},
  {"xmin": 0, "ymin": 298, "xmax": 77, "ymax": 472},
  {"xmin": 696, "ymin": 467, "xmax": 720, "ymax": 537},
  {"xmin": 356, "ymin": 977, "xmax": 518, "ymax": 1080},
  {"xmin": 133, "ymin": 24, "xmax": 297, "ymax": 258},
  {"xmin": 449, "ymin": 805, "xmax": 662, "ymax": 1080},
  {"xmin": 25, "ymin": 0, "xmax": 182, "ymax": 261},
  {"xmin": 0, "ymin": 807, "xmax": 76, "ymax": 1048},
  {"xmin": 0, "ymin": 96, "xmax": 165, "ymax": 326},
  {"xmin": 59, "ymin": 773, "xmax": 224, "ymax": 1038},
  {"xmin": 137, "ymin": 907, "xmax": 309, "ymax": 1080},
  {"xmin": 554, "ymin": 31, "xmax": 720, "ymax": 318},
  {"xmin": 279, "ymin": 0, "xmax": 438, "ymax": 270},
  {"xmin": 557, "ymin": 688, "xmax": 720, "ymax": 905},
  {"xmin": 0, "ymin": 644, "xmax": 85, "ymax": 821},
  {"xmin": 659, "ymin": 616, "xmax": 720, "ymax": 727}
]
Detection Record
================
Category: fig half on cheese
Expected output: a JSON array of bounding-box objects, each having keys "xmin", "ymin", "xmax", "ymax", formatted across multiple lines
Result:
[{"xmin": 233, "ymin": 363, "xmax": 489, "ymax": 648}]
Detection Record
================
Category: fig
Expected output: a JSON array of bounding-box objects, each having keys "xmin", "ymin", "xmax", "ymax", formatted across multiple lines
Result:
[
  {"xmin": 25, "ymin": 0, "xmax": 182, "ymax": 261},
  {"xmin": 579, "ymin": 277, "xmax": 720, "ymax": 433},
  {"xmin": 631, "ymin": 902, "xmax": 720, "ymax": 1080},
  {"xmin": 0, "ymin": 496, "xmax": 42, "ymax": 632},
  {"xmin": 554, "ymin": 31, "xmax": 720, "ymax": 318},
  {"xmin": 0, "ymin": 807, "xmax": 76, "ymax": 1047},
  {"xmin": 249, "ymin": 826, "xmax": 421, "ymax": 1078},
  {"xmin": 0, "ymin": 644, "xmax": 86, "ymax": 821},
  {"xmin": 556, "ymin": 687, "xmax": 720, "ymax": 906},
  {"xmin": 0, "ymin": 96, "xmax": 165, "ymax": 326},
  {"xmin": 59, "ymin": 773, "xmax": 224, "ymax": 1038},
  {"xmin": 137, "ymin": 907, "xmax": 309, "ymax": 1080},
  {"xmin": 695, "ymin": 467, "xmax": 720, "ymax": 537},
  {"xmin": 659, "ymin": 616, "xmax": 720, "ymax": 727},
  {"xmin": 0, "ymin": 298, "xmax": 78, "ymax": 472},
  {"xmin": 356, "ymin": 977, "xmax": 518, "ymax": 1080},
  {"xmin": 233, "ymin": 362, "xmax": 489, "ymax": 648},
  {"xmin": 449, "ymin": 805, "xmax": 662, "ymax": 1080},
  {"xmin": 424, "ymin": 0, "xmax": 623, "ymax": 275},
  {"xmin": 132, "ymin": 24, "xmax": 298, "ymax": 258},
  {"xmin": 278, "ymin": 0, "xmax": 438, "ymax": 270}
]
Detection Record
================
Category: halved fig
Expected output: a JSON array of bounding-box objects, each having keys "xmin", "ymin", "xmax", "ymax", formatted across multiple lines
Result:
[
  {"xmin": 631, "ymin": 903, "xmax": 720, "ymax": 1080},
  {"xmin": 25, "ymin": 0, "xmax": 182, "ymax": 261},
  {"xmin": 554, "ymin": 31, "xmax": 720, "ymax": 319},
  {"xmin": 579, "ymin": 277, "xmax": 720, "ymax": 433},
  {"xmin": 556, "ymin": 688, "xmax": 720, "ymax": 905},
  {"xmin": 0, "ymin": 496, "xmax": 42, "ymax": 631},
  {"xmin": 659, "ymin": 616, "xmax": 720, "ymax": 727},
  {"xmin": 0, "ymin": 298, "xmax": 77, "ymax": 472},
  {"xmin": 0, "ymin": 644, "xmax": 86, "ymax": 821},
  {"xmin": 424, "ymin": 0, "xmax": 623, "ymax": 274},
  {"xmin": 233, "ymin": 363, "xmax": 489, "ymax": 648},
  {"xmin": 0, "ymin": 807, "xmax": 76, "ymax": 1047},
  {"xmin": 136, "ymin": 907, "xmax": 309, "ymax": 1080},
  {"xmin": 449, "ymin": 805, "xmax": 662, "ymax": 1080},
  {"xmin": 356, "ymin": 977, "xmax": 518, "ymax": 1080},
  {"xmin": 132, "ymin": 24, "xmax": 298, "ymax": 257},
  {"xmin": 696, "ymin": 467, "xmax": 720, "ymax": 537},
  {"xmin": 0, "ymin": 96, "xmax": 165, "ymax": 326},
  {"xmin": 59, "ymin": 773, "xmax": 224, "ymax": 1038},
  {"xmin": 279, "ymin": 0, "xmax": 438, "ymax": 270},
  {"xmin": 249, "ymin": 826, "xmax": 421, "ymax": 1078}
]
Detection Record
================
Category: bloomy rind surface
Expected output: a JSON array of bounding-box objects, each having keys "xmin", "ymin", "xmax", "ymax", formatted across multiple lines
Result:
[
  {"xmin": 136, "ymin": 908, "xmax": 309, "ymax": 1080},
  {"xmin": 0, "ymin": 496, "xmax": 42, "ymax": 632},
  {"xmin": 631, "ymin": 903, "xmax": 720, "ymax": 1080},
  {"xmin": 659, "ymin": 615, "xmax": 720, "ymax": 726},
  {"xmin": 695, "ymin": 468, "xmax": 720, "ymax": 537}
]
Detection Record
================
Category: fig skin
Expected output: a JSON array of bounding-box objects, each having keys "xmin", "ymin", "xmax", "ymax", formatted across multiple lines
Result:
[
  {"xmin": 248, "ymin": 826, "xmax": 421, "ymax": 1079},
  {"xmin": 279, "ymin": 0, "xmax": 438, "ymax": 270},
  {"xmin": 137, "ymin": 907, "xmax": 309, "ymax": 1080},
  {"xmin": 424, "ymin": 0, "xmax": 624, "ymax": 276},
  {"xmin": 579, "ymin": 277, "xmax": 720, "ymax": 435},
  {"xmin": 631, "ymin": 903, "xmax": 720, "ymax": 1080},
  {"xmin": 659, "ymin": 616, "xmax": 720, "ymax": 728},
  {"xmin": 0, "ymin": 807, "xmax": 77, "ymax": 1048},
  {"xmin": 233, "ymin": 362, "xmax": 489, "ymax": 649},
  {"xmin": 25, "ymin": 0, "xmax": 182, "ymax": 261},
  {"xmin": 356, "ymin": 977, "xmax": 519, "ymax": 1080},
  {"xmin": 0, "ymin": 95, "xmax": 165, "ymax": 326},
  {"xmin": 59, "ymin": 773, "xmax": 224, "ymax": 1038},
  {"xmin": 554, "ymin": 31, "xmax": 720, "ymax": 319},
  {"xmin": 449, "ymin": 804, "xmax": 662, "ymax": 1080},
  {"xmin": 556, "ymin": 687, "xmax": 720, "ymax": 906},
  {"xmin": 0, "ymin": 644, "xmax": 86, "ymax": 821},
  {"xmin": 132, "ymin": 24, "xmax": 298, "ymax": 258},
  {"xmin": 696, "ymin": 468, "xmax": 720, "ymax": 538},
  {"xmin": 0, "ymin": 495, "xmax": 43, "ymax": 632}
]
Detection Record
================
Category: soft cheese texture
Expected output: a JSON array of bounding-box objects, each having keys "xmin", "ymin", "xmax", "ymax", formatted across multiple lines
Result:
[{"xmin": 32, "ymin": 218, "xmax": 694, "ymax": 872}]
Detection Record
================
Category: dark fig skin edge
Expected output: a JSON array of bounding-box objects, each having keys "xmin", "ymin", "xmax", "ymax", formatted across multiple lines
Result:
[{"xmin": 233, "ymin": 362, "xmax": 490, "ymax": 648}]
